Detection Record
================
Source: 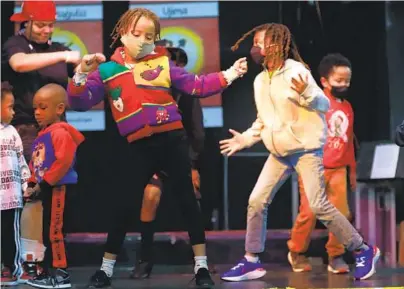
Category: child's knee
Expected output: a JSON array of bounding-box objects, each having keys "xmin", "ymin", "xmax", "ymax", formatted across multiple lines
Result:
[
  {"xmin": 21, "ymin": 202, "xmax": 43, "ymax": 241},
  {"xmin": 248, "ymin": 194, "xmax": 267, "ymax": 213}
]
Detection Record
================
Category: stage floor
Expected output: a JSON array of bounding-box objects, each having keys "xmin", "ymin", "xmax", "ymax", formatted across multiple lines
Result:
[{"xmin": 10, "ymin": 264, "xmax": 404, "ymax": 289}]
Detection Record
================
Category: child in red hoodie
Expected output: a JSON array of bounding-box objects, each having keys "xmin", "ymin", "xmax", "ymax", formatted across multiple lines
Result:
[
  {"xmin": 23, "ymin": 83, "xmax": 84, "ymax": 289},
  {"xmin": 287, "ymin": 53, "xmax": 356, "ymax": 274}
]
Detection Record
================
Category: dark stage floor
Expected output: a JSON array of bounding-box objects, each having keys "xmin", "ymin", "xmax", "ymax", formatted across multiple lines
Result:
[{"xmin": 9, "ymin": 264, "xmax": 404, "ymax": 289}]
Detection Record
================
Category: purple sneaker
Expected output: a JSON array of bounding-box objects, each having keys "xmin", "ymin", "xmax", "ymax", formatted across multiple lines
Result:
[
  {"xmin": 221, "ymin": 258, "xmax": 266, "ymax": 282},
  {"xmin": 353, "ymin": 244, "xmax": 380, "ymax": 280}
]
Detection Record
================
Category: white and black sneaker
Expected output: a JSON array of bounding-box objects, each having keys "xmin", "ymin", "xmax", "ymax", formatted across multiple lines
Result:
[{"xmin": 27, "ymin": 268, "xmax": 71, "ymax": 288}]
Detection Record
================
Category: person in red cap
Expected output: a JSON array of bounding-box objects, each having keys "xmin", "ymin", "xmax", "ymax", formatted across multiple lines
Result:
[{"xmin": 2, "ymin": 0, "xmax": 81, "ymax": 284}]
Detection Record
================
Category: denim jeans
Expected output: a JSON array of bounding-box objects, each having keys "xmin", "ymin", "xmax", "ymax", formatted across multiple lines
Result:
[{"xmin": 245, "ymin": 149, "xmax": 363, "ymax": 253}]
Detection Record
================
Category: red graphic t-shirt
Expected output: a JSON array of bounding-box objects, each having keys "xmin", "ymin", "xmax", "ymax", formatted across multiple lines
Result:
[{"xmin": 323, "ymin": 91, "xmax": 356, "ymax": 177}]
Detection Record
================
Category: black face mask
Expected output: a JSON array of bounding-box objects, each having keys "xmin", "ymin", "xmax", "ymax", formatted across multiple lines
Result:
[
  {"xmin": 250, "ymin": 46, "xmax": 264, "ymax": 65},
  {"xmin": 331, "ymin": 86, "xmax": 349, "ymax": 99}
]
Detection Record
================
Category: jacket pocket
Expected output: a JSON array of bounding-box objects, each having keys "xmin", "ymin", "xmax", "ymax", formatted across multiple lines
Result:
[
  {"xmin": 288, "ymin": 125, "xmax": 303, "ymax": 144},
  {"xmin": 270, "ymin": 124, "xmax": 305, "ymax": 156}
]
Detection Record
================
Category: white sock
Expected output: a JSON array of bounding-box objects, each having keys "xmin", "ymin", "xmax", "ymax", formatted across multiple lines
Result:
[
  {"xmin": 21, "ymin": 238, "xmax": 46, "ymax": 262},
  {"xmin": 244, "ymin": 254, "xmax": 259, "ymax": 263},
  {"xmin": 194, "ymin": 256, "xmax": 208, "ymax": 274},
  {"xmin": 100, "ymin": 258, "xmax": 116, "ymax": 277}
]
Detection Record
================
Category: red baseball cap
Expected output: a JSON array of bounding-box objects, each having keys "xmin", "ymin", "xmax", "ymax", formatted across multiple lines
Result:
[{"xmin": 10, "ymin": 1, "xmax": 57, "ymax": 22}]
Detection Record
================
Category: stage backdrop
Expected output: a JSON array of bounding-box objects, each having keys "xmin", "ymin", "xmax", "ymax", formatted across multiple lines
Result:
[{"xmin": 14, "ymin": 1, "xmax": 105, "ymax": 131}]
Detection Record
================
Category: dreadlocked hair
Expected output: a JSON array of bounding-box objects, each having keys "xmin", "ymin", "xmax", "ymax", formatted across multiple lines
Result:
[
  {"xmin": 232, "ymin": 23, "xmax": 309, "ymax": 69},
  {"xmin": 110, "ymin": 8, "xmax": 161, "ymax": 48}
]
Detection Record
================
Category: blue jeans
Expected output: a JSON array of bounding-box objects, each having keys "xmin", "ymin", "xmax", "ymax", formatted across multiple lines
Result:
[{"xmin": 245, "ymin": 149, "xmax": 363, "ymax": 253}]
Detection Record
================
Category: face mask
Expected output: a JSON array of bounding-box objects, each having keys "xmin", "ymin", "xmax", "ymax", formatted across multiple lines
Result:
[
  {"xmin": 330, "ymin": 86, "xmax": 349, "ymax": 99},
  {"xmin": 121, "ymin": 34, "xmax": 155, "ymax": 59},
  {"xmin": 250, "ymin": 46, "xmax": 264, "ymax": 65}
]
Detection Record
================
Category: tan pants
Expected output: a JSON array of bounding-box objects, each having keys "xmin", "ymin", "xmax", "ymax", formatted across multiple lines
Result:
[
  {"xmin": 16, "ymin": 124, "xmax": 44, "ymax": 249},
  {"xmin": 21, "ymin": 201, "xmax": 43, "ymax": 243}
]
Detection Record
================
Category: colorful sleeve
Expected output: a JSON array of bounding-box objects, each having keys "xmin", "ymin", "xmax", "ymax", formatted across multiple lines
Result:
[
  {"xmin": 67, "ymin": 69, "xmax": 105, "ymax": 111},
  {"xmin": 41, "ymin": 130, "xmax": 77, "ymax": 187},
  {"xmin": 13, "ymin": 128, "xmax": 30, "ymax": 191},
  {"xmin": 169, "ymin": 61, "xmax": 228, "ymax": 97}
]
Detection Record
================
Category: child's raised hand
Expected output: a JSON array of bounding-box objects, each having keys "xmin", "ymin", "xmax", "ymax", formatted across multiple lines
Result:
[
  {"xmin": 291, "ymin": 73, "xmax": 308, "ymax": 95},
  {"xmin": 233, "ymin": 57, "xmax": 248, "ymax": 77},
  {"xmin": 219, "ymin": 129, "xmax": 245, "ymax": 156},
  {"xmin": 79, "ymin": 53, "xmax": 106, "ymax": 73}
]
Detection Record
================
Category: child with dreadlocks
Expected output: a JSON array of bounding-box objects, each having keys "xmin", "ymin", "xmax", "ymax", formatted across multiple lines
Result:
[
  {"xmin": 67, "ymin": 8, "xmax": 247, "ymax": 288},
  {"xmin": 130, "ymin": 45, "xmax": 207, "ymax": 279},
  {"xmin": 219, "ymin": 23, "xmax": 380, "ymax": 282}
]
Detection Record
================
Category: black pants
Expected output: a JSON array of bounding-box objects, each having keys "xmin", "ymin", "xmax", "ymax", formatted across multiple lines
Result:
[
  {"xmin": 41, "ymin": 185, "xmax": 70, "ymax": 270},
  {"xmin": 105, "ymin": 129, "xmax": 205, "ymax": 254},
  {"xmin": 1, "ymin": 208, "xmax": 22, "ymax": 276}
]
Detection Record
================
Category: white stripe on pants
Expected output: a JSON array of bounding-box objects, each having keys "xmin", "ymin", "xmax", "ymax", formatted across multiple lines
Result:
[{"xmin": 13, "ymin": 208, "xmax": 22, "ymax": 277}]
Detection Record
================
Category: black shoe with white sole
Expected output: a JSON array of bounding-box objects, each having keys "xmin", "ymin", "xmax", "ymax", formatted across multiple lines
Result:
[{"xmin": 26, "ymin": 268, "xmax": 71, "ymax": 289}]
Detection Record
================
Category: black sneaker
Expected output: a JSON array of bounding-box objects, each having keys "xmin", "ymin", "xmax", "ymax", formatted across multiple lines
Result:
[
  {"xmin": 87, "ymin": 270, "xmax": 111, "ymax": 288},
  {"xmin": 195, "ymin": 268, "xmax": 214, "ymax": 288},
  {"xmin": 20, "ymin": 262, "xmax": 42, "ymax": 284},
  {"xmin": 26, "ymin": 269, "xmax": 71, "ymax": 288},
  {"xmin": 129, "ymin": 260, "xmax": 154, "ymax": 279}
]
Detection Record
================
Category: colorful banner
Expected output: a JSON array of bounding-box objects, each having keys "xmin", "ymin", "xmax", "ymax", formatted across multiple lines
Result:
[{"xmin": 14, "ymin": 1, "xmax": 105, "ymax": 131}]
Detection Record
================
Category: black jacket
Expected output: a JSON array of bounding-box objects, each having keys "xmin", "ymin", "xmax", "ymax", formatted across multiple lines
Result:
[{"xmin": 173, "ymin": 88, "xmax": 205, "ymax": 169}]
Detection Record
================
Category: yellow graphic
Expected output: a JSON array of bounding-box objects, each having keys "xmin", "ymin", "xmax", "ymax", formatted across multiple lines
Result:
[
  {"xmin": 160, "ymin": 26, "xmax": 204, "ymax": 73},
  {"xmin": 133, "ymin": 57, "xmax": 170, "ymax": 88},
  {"xmin": 52, "ymin": 27, "xmax": 88, "ymax": 56}
]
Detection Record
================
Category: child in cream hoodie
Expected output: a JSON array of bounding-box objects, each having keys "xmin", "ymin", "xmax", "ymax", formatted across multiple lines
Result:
[{"xmin": 220, "ymin": 23, "xmax": 380, "ymax": 282}]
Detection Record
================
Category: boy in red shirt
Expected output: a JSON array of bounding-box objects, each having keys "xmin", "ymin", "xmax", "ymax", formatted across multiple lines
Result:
[
  {"xmin": 23, "ymin": 84, "xmax": 84, "ymax": 288},
  {"xmin": 287, "ymin": 53, "xmax": 356, "ymax": 274}
]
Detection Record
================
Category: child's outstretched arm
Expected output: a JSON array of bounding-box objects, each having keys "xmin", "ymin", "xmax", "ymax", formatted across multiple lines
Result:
[
  {"xmin": 170, "ymin": 58, "xmax": 247, "ymax": 98},
  {"xmin": 67, "ymin": 69, "xmax": 106, "ymax": 111},
  {"xmin": 67, "ymin": 53, "xmax": 107, "ymax": 111},
  {"xmin": 220, "ymin": 115, "xmax": 263, "ymax": 156}
]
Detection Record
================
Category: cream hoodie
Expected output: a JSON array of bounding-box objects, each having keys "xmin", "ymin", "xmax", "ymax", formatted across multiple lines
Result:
[{"xmin": 241, "ymin": 59, "xmax": 330, "ymax": 157}]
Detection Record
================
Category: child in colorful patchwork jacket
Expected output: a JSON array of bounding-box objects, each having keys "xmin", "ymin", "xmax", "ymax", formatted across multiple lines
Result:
[{"xmin": 67, "ymin": 8, "xmax": 247, "ymax": 289}]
